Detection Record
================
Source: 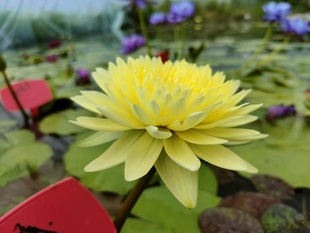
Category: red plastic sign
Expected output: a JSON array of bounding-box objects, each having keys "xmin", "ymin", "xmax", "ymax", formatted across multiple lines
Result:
[
  {"xmin": 0, "ymin": 177, "xmax": 117, "ymax": 233},
  {"xmin": 0, "ymin": 79, "xmax": 53, "ymax": 111}
]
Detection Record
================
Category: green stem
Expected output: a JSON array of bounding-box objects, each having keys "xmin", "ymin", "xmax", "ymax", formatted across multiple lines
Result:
[
  {"xmin": 257, "ymin": 34, "xmax": 291, "ymax": 67},
  {"xmin": 239, "ymin": 23, "xmax": 274, "ymax": 71},
  {"xmin": 180, "ymin": 23, "xmax": 186, "ymax": 59},
  {"xmin": 137, "ymin": 7, "xmax": 152, "ymax": 57},
  {"xmin": 1, "ymin": 70, "xmax": 29, "ymax": 128},
  {"xmin": 114, "ymin": 167, "xmax": 156, "ymax": 232}
]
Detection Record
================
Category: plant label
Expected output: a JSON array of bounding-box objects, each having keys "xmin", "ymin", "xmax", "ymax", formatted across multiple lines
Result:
[
  {"xmin": 0, "ymin": 79, "xmax": 53, "ymax": 112},
  {"xmin": 0, "ymin": 177, "xmax": 116, "ymax": 233}
]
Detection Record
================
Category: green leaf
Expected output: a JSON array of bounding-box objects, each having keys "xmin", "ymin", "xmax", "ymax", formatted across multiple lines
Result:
[
  {"xmin": 0, "ymin": 130, "xmax": 52, "ymax": 186},
  {"xmin": 122, "ymin": 218, "xmax": 171, "ymax": 233},
  {"xmin": 64, "ymin": 139, "xmax": 136, "ymax": 195},
  {"xmin": 199, "ymin": 163, "xmax": 218, "ymax": 195},
  {"xmin": 39, "ymin": 109, "xmax": 94, "ymax": 135},
  {"xmin": 132, "ymin": 186, "xmax": 220, "ymax": 233}
]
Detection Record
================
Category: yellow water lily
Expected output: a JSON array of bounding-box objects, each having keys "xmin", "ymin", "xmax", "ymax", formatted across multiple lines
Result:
[{"xmin": 70, "ymin": 56, "xmax": 267, "ymax": 208}]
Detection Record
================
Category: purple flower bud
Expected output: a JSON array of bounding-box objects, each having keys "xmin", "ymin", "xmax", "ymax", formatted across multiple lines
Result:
[
  {"xmin": 149, "ymin": 12, "xmax": 166, "ymax": 25},
  {"xmin": 119, "ymin": 34, "xmax": 146, "ymax": 54},
  {"xmin": 76, "ymin": 68, "xmax": 91, "ymax": 85},
  {"xmin": 262, "ymin": 1, "xmax": 291, "ymax": 23},
  {"xmin": 45, "ymin": 54, "xmax": 58, "ymax": 63},
  {"xmin": 167, "ymin": 1, "xmax": 195, "ymax": 24},
  {"xmin": 281, "ymin": 18, "xmax": 309, "ymax": 36},
  {"xmin": 48, "ymin": 40, "xmax": 62, "ymax": 49},
  {"xmin": 266, "ymin": 104, "xmax": 296, "ymax": 121}
]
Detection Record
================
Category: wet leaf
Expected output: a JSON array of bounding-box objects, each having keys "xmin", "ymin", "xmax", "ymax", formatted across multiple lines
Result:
[
  {"xmin": 261, "ymin": 204, "xmax": 310, "ymax": 233},
  {"xmin": 219, "ymin": 192, "xmax": 279, "ymax": 218},
  {"xmin": 132, "ymin": 186, "xmax": 220, "ymax": 233},
  {"xmin": 251, "ymin": 174, "xmax": 295, "ymax": 200},
  {"xmin": 64, "ymin": 138, "xmax": 136, "ymax": 195},
  {"xmin": 39, "ymin": 109, "xmax": 94, "ymax": 135},
  {"xmin": 199, "ymin": 207, "xmax": 264, "ymax": 233}
]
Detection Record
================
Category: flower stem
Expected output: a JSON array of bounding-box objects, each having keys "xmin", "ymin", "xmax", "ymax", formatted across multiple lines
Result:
[
  {"xmin": 1, "ymin": 70, "xmax": 29, "ymax": 128},
  {"xmin": 137, "ymin": 7, "xmax": 152, "ymax": 57},
  {"xmin": 114, "ymin": 166, "xmax": 156, "ymax": 232},
  {"xmin": 239, "ymin": 23, "xmax": 274, "ymax": 71},
  {"xmin": 257, "ymin": 34, "xmax": 291, "ymax": 67}
]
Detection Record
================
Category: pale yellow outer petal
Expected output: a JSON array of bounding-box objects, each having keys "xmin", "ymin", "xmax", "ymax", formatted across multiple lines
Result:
[
  {"xmin": 125, "ymin": 132, "xmax": 163, "ymax": 181},
  {"xmin": 155, "ymin": 152, "xmax": 198, "ymax": 208},
  {"xmin": 71, "ymin": 95, "xmax": 102, "ymax": 114},
  {"xmin": 146, "ymin": 126, "xmax": 172, "ymax": 139},
  {"xmin": 71, "ymin": 117, "xmax": 129, "ymax": 131},
  {"xmin": 195, "ymin": 115, "xmax": 258, "ymax": 129},
  {"xmin": 175, "ymin": 129, "xmax": 228, "ymax": 145},
  {"xmin": 164, "ymin": 134, "xmax": 201, "ymax": 171},
  {"xmin": 79, "ymin": 131, "xmax": 122, "ymax": 147},
  {"xmin": 84, "ymin": 130, "xmax": 144, "ymax": 172},
  {"xmin": 131, "ymin": 104, "xmax": 157, "ymax": 125},
  {"xmin": 97, "ymin": 106, "xmax": 145, "ymax": 129},
  {"xmin": 189, "ymin": 144, "xmax": 257, "ymax": 173},
  {"xmin": 200, "ymin": 128, "xmax": 261, "ymax": 140}
]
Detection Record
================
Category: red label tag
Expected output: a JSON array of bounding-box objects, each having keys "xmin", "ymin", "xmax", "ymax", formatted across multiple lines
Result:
[
  {"xmin": 0, "ymin": 79, "xmax": 53, "ymax": 111},
  {"xmin": 0, "ymin": 177, "xmax": 117, "ymax": 233}
]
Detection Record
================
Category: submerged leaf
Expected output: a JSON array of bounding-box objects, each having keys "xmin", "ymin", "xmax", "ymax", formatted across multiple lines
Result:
[
  {"xmin": 261, "ymin": 204, "xmax": 310, "ymax": 233},
  {"xmin": 199, "ymin": 207, "xmax": 264, "ymax": 233}
]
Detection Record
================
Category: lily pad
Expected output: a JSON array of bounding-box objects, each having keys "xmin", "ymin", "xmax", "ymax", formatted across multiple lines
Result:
[
  {"xmin": 261, "ymin": 204, "xmax": 310, "ymax": 233},
  {"xmin": 0, "ymin": 119, "xmax": 18, "ymax": 133},
  {"xmin": 0, "ymin": 129, "xmax": 53, "ymax": 186},
  {"xmin": 39, "ymin": 109, "xmax": 94, "ymax": 135},
  {"xmin": 132, "ymin": 186, "xmax": 220, "ymax": 233},
  {"xmin": 199, "ymin": 207, "xmax": 264, "ymax": 233}
]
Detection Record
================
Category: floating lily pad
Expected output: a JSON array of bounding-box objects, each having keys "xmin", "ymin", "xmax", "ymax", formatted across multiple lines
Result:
[
  {"xmin": 0, "ymin": 129, "xmax": 52, "ymax": 186},
  {"xmin": 261, "ymin": 204, "xmax": 310, "ymax": 233},
  {"xmin": 132, "ymin": 186, "xmax": 220, "ymax": 233},
  {"xmin": 0, "ymin": 119, "xmax": 18, "ymax": 134},
  {"xmin": 199, "ymin": 207, "xmax": 264, "ymax": 233}
]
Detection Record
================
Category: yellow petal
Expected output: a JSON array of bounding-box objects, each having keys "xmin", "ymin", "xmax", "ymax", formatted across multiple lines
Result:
[
  {"xmin": 168, "ymin": 111, "xmax": 206, "ymax": 131},
  {"xmin": 190, "ymin": 144, "xmax": 257, "ymax": 173},
  {"xmin": 175, "ymin": 129, "xmax": 227, "ymax": 145},
  {"xmin": 92, "ymin": 69, "xmax": 111, "ymax": 95},
  {"xmin": 71, "ymin": 117, "xmax": 129, "ymax": 131},
  {"xmin": 146, "ymin": 126, "xmax": 172, "ymax": 139},
  {"xmin": 84, "ymin": 130, "xmax": 144, "ymax": 172},
  {"xmin": 79, "ymin": 131, "xmax": 122, "ymax": 147},
  {"xmin": 125, "ymin": 132, "xmax": 163, "ymax": 181},
  {"xmin": 201, "ymin": 128, "xmax": 261, "ymax": 139},
  {"xmin": 71, "ymin": 95, "xmax": 101, "ymax": 114},
  {"xmin": 155, "ymin": 152, "xmax": 198, "ymax": 208},
  {"xmin": 164, "ymin": 134, "xmax": 201, "ymax": 171},
  {"xmin": 97, "ymin": 106, "xmax": 145, "ymax": 129},
  {"xmin": 131, "ymin": 104, "xmax": 157, "ymax": 125}
]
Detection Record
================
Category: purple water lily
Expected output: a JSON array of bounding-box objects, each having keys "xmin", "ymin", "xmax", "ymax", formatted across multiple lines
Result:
[
  {"xmin": 166, "ymin": 1, "xmax": 195, "ymax": 24},
  {"xmin": 76, "ymin": 68, "xmax": 91, "ymax": 85},
  {"xmin": 262, "ymin": 1, "xmax": 291, "ymax": 23},
  {"xmin": 119, "ymin": 34, "xmax": 146, "ymax": 54},
  {"xmin": 149, "ymin": 12, "xmax": 166, "ymax": 25},
  {"xmin": 281, "ymin": 18, "xmax": 309, "ymax": 36}
]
